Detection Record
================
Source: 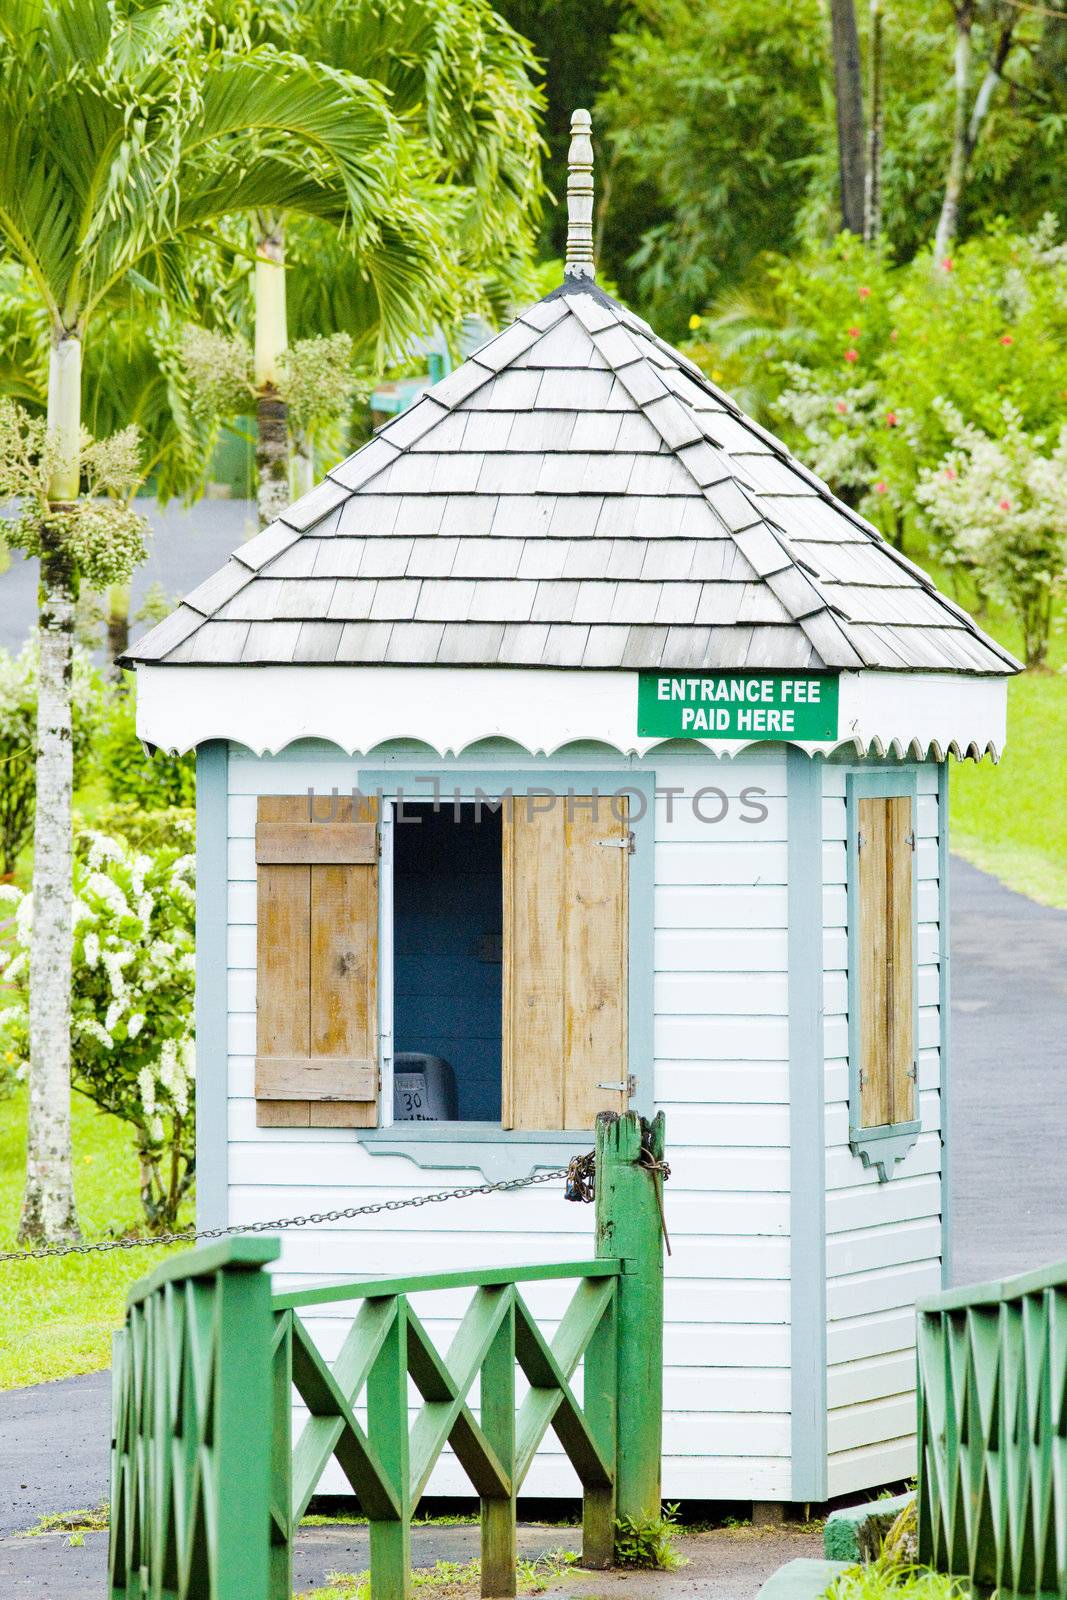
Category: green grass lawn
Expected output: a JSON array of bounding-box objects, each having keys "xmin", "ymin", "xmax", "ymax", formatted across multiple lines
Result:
[
  {"xmin": 917, "ymin": 557, "xmax": 1067, "ymax": 908},
  {"xmin": 951, "ymin": 671, "xmax": 1067, "ymax": 908},
  {"xmin": 0, "ymin": 1085, "xmax": 191, "ymax": 1389}
]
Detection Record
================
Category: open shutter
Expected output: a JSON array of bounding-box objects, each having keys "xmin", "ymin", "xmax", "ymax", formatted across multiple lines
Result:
[
  {"xmin": 502, "ymin": 797, "xmax": 629, "ymax": 1130},
  {"xmin": 857, "ymin": 794, "xmax": 915, "ymax": 1129},
  {"xmin": 886, "ymin": 795, "xmax": 916, "ymax": 1124},
  {"xmin": 255, "ymin": 796, "xmax": 378, "ymax": 1128}
]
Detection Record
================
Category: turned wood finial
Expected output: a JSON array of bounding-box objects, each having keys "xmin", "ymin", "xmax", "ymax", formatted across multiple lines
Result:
[{"xmin": 564, "ymin": 108, "xmax": 595, "ymax": 281}]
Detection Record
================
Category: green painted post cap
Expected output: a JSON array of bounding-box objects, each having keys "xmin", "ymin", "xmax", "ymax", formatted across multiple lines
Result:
[{"xmin": 126, "ymin": 1235, "xmax": 281, "ymax": 1307}]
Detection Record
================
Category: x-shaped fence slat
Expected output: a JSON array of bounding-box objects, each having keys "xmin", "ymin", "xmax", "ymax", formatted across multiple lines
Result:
[
  {"xmin": 290, "ymin": 1311, "xmax": 402, "ymax": 1522},
  {"xmin": 514, "ymin": 1279, "xmax": 615, "ymax": 1488},
  {"xmin": 406, "ymin": 1292, "xmax": 512, "ymax": 1503}
]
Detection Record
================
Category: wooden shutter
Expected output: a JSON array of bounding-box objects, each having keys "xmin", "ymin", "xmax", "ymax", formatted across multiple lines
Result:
[
  {"xmin": 857, "ymin": 794, "xmax": 915, "ymax": 1128},
  {"xmin": 255, "ymin": 796, "xmax": 378, "ymax": 1128},
  {"xmin": 502, "ymin": 796, "xmax": 629, "ymax": 1131}
]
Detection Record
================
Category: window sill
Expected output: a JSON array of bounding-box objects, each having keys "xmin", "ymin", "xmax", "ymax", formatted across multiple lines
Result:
[
  {"xmin": 849, "ymin": 1119, "xmax": 922, "ymax": 1183},
  {"xmin": 359, "ymin": 1124, "xmax": 588, "ymax": 1182}
]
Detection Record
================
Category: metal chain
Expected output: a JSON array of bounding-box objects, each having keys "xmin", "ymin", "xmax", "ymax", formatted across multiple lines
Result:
[{"xmin": 0, "ymin": 1165, "xmax": 577, "ymax": 1266}]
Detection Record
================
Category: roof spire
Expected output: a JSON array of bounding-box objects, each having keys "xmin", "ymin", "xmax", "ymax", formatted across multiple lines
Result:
[{"xmin": 564, "ymin": 108, "xmax": 595, "ymax": 281}]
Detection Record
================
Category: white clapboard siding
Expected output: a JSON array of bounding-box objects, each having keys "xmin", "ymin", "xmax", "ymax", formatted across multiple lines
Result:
[
  {"xmin": 656, "ymin": 928, "xmax": 788, "ymax": 972},
  {"xmin": 827, "ymin": 1436, "xmax": 917, "ymax": 1499},
  {"xmin": 827, "ymin": 1308, "xmax": 917, "ymax": 1366},
  {"xmin": 222, "ymin": 743, "xmax": 797, "ymax": 1502},
  {"xmin": 828, "ymin": 1394, "xmax": 916, "ymax": 1455},
  {"xmin": 655, "ymin": 841, "xmax": 788, "ymax": 885},
  {"xmin": 828, "ymin": 1351, "xmax": 916, "ymax": 1409},
  {"xmin": 822, "ymin": 763, "xmax": 943, "ymax": 1491},
  {"xmin": 826, "ymin": 1259, "xmax": 942, "ymax": 1321}
]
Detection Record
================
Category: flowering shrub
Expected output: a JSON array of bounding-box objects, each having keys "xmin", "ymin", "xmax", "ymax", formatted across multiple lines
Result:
[
  {"xmin": 91, "ymin": 804, "xmax": 195, "ymax": 853},
  {"xmin": 0, "ymin": 833, "xmax": 196, "ymax": 1228},
  {"xmin": 696, "ymin": 219, "xmax": 1067, "ymax": 473},
  {"xmin": 690, "ymin": 219, "xmax": 1067, "ymax": 652},
  {"xmin": 97, "ymin": 674, "xmax": 195, "ymax": 811},
  {"xmin": 0, "ymin": 643, "xmax": 108, "ymax": 875},
  {"xmin": 917, "ymin": 403, "xmax": 1067, "ymax": 665},
  {"xmin": 774, "ymin": 366, "xmax": 918, "ymax": 526}
]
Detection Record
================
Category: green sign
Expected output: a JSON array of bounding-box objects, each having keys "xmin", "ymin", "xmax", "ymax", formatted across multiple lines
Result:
[{"xmin": 637, "ymin": 672, "xmax": 839, "ymax": 741}]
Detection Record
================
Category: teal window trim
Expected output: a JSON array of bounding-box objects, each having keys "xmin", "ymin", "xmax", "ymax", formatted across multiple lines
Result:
[
  {"xmin": 786, "ymin": 747, "xmax": 827, "ymax": 1501},
  {"xmin": 195, "ymin": 740, "xmax": 229, "ymax": 1230},
  {"xmin": 938, "ymin": 760, "xmax": 951, "ymax": 1286},
  {"xmin": 355, "ymin": 767, "xmax": 656, "ymax": 1179},
  {"xmin": 845, "ymin": 768, "xmax": 921, "ymax": 1182}
]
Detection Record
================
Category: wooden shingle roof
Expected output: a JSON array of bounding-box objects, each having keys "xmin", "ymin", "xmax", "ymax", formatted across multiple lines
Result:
[{"xmin": 128, "ymin": 280, "xmax": 1017, "ymax": 676}]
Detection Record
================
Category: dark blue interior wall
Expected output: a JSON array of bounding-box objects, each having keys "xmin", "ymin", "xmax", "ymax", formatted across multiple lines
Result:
[{"xmin": 393, "ymin": 804, "xmax": 502, "ymax": 1122}]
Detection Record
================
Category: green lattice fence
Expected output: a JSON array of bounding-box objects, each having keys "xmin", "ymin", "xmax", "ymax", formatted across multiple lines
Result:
[
  {"xmin": 110, "ymin": 1111, "xmax": 665, "ymax": 1600},
  {"xmin": 917, "ymin": 1259, "xmax": 1067, "ymax": 1597}
]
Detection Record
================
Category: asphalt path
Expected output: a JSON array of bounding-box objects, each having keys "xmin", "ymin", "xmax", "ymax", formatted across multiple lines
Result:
[{"xmin": 0, "ymin": 857, "xmax": 1063, "ymax": 1568}]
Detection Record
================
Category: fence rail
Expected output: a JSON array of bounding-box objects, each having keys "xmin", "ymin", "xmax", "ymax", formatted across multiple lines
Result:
[
  {"xmin": 916, "ymin": 1257, "xmax": 1067, "ymax": 1598},
  {"xmin": 109, "ymin": 1111, "xmax": 665, "ymax": 1600}
]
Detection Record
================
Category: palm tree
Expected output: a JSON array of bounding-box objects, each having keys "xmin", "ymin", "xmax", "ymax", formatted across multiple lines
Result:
[
  {"xmin": 0, "ymin": 262, "xmax": 222, "ymax": 662},
  {"xmin": 0, "ymin": 0, "xmax": 427, "ymax": 1241},
  {"xmin": 220, "ymin": 0, "xmax": 545, "ymax": 523}
]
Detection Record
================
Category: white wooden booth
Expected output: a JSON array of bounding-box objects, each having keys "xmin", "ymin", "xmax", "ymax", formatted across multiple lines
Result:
[{"xmin": 127, "ymin": 114, "xmax": 1015, "ymax": 1507}]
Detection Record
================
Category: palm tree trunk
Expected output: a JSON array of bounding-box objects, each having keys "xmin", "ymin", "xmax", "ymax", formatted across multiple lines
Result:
[
  {"xmin": 19, "ymin": 328, "xmax": 81, "ymax": 1245},
  {"xmin": 829, "ymin": 0, "xmax": 867, "ymax": 235},
  {"xmin": 254, "ymin": 217, "xmax": 290, "ymax": 528}
]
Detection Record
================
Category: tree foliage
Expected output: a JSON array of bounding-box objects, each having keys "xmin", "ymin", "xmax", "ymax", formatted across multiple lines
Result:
[
  {"xmin": 596, "ymin": 0, "xmax": 829, "ymax": 336},
  {"xmin": 594, "ymin": 0, "xmax": 1067, "ymax": 326},
  {"xmin": 96, "ymin": 677, "xmax": 196, "ymax": 813},
  {"xmin": 691, "ymin": 218, "xmax": 1067, "ymax": 659}
]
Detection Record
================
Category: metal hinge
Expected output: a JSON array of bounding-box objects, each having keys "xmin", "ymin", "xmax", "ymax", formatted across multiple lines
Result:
[
  {"xmin": 597, "ymin": 832, "xmax": 635, "ymax": 854},
  {"xmin": 907, "ymin": 1062, "xmax": 917, "ymax": 1081},
  {"xmin": 908, "ymin": 831, "xmax": 916, "ymax": 851},
  {"xmin": 598, "ymin": 1074, "xmax": 637, "ymax": 1095}
]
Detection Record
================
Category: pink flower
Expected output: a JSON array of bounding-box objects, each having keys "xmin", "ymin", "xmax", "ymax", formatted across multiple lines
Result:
[
  {"xmin": 848, "ymin": 326, "xmax": 861, "ymax": 338},
  {"xmin": 858, "ymin": 285, "xmax": 872, "ymax": 300},
  {"xmin": 941, "ymin": 256, "xmax": 954, "ymax": 272},
  {"xmin": 875, "ymin": 481, "xmax": 888, "ymax": 494},
  {"xmin": 885, "ymin": 411, "xmax": 898, "ymax": 427},
  {"xmin": 943, "ymin": 467, "xmax": 957, "ymax": 481},
  {"xmin": 999, "ymin": 334, "xmax": 1014, "ymax": 346},
  {"xmin": 835, "ymin": 399, "xmax": 848, "ymax": 414},
  {"xmin": 844, "ymin": 348, "xmax": 859, "ymax": 363},
  {"xmin": 999, "ymin": 497, "xmax": 1012, "ymax": 511}
]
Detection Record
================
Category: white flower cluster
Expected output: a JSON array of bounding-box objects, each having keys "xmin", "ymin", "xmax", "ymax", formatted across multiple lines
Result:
[
  {"xmin": 0, "ymin": 830, "xmax": 196, "ymax": 1141},
  {"xmin": 916, "ymin": 401, "xmax": 1067, "ymax": 661},
  {"xmin": 138, "ymin": 1037, "xmax": 194, "ymax": 1144}
]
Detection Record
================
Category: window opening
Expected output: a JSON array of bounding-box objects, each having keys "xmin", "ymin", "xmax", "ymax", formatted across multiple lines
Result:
[{"xmin": 392, "ymin": 802, "xmax": 502, "ymax": 1123}]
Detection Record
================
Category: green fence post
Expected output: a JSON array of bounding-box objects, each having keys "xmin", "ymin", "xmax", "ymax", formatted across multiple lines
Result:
[
  {"xmin": 479, "ymin": 1286, "xmax": 517, "ymax": 1598},
  {"xmin": 594, "ymin": 1111, "xmax": 665, "ymax": 1546},
  {"xmin": 367, "ymin": 1295, "xmax": 412, "ymax": 1600},
  {"xmin": 109, "ymin": 1237, "xmax": 279, "ymax": 1600},
  {"xmin": 269, "ymin": 1310, "xmax": 294, "ymax": 1600},
  {"xmin": 579, "ymin": 1263, "xmax": 617, "ymax": 1568}
]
